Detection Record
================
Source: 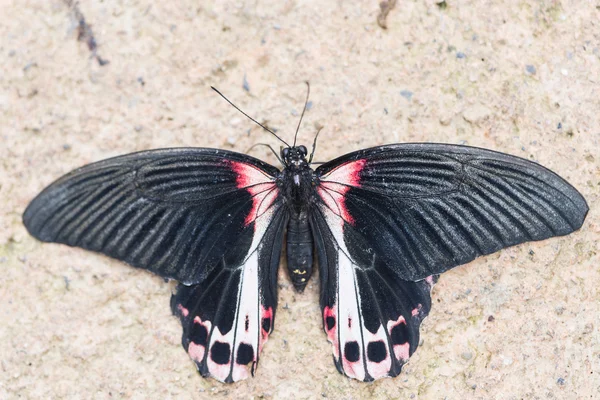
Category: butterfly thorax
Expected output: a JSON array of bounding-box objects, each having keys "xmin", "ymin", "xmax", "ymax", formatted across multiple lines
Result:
[
  {"xmin": 279, "ymin": 145, "xmax": 316, "ymax": 210},
  {"xmin": 279, "ymin": 145, "xmax": 316, "ymax": 292}
]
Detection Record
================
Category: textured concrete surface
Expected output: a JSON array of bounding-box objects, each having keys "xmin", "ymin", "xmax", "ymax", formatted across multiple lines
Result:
[{"xmin": 1, "ymin": 1, "xmax": 599, "ymax": 399}]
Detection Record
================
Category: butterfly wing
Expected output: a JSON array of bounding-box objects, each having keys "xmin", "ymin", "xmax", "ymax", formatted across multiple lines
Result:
[
  {"xmin": 23, "ymin": 148, "xmax": 288, "ymax": 382},
  {"xmin": 315, "ymin": 143, "xmax": 588, "ymax": 281},
  {"xmin": 23, "ymin": 148, "xmax": 283, "ymax": 285},
  {"xmin": 311, "ymin": 206, "xmax": 438, "ymax": 381},
  {"xmin": 312, "ymin": 143, "xmax": 588, "ymax": 381},
  {"xmin": 171, "ymin": 201, "xmax": 287, "ymax": 382}
]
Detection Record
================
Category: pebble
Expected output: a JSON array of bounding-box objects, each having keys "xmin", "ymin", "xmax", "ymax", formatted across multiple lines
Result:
[
  {"xmin": 463, "ymin": 104, "xmax": 491, "ymax": 124},
  {"xmin": 400, "ymin": 90, "xmax": 413, "ymax": 100},
  {"xmin": 242, "ymin": 74, "xmax": 250, "ymax": 92},
  {"xmin": 525, "ymin": 65, "xmax": 536, "ymax": 74}
]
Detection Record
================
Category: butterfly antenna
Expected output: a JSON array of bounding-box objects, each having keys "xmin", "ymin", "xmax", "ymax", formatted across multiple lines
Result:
[
  {"xmin": 211, "ymin": 86, "xmax": 290, "ymax": 147},
  {"xmin": 293, "ymin": 81, "xmax": 311, "ymax": 147},
  {"xmin": 246, "ymin": 143, "xmax": 284, "ymax": 165},
  {"xmin": 308, "ymin": 126, "xmax": 324, "ymax": 164}
]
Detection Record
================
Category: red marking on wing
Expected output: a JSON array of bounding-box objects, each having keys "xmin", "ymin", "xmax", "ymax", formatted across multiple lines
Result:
[
  {"xmin": 318, "ymin": 159, "xmax": 366, "ymax": 225},
  {"xmin": 322, "ymin": 159, "xmax": 367, "ymax": 187},
  {"xmin": 411, "ymin": 304, "xmax": 422, "ymax": 317},
  {"xmin": 188, "ymin": 316, "xmax": 212, "ymax": 363},
  {"xmin": 259, "ymin": 306, "xmax": 273, "ymax": 353},
  {"xmin": 323, "ymin": 306, "xmax": 339, "ymax": 358},
  {"xmin": 229, "ymin": 161, "xmax": 279, "ymax": 227},
  {"xmin": 387, "ymin": 315, "xmax": 410, "ymax": 361},
  {"xmin": 177, "ymin": 304, "xmax": 189, "ymax": 317}
]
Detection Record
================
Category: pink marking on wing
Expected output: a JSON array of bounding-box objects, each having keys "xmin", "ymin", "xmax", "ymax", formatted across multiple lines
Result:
[
  {"xmin": 323, "ymin": 306, "xmax": 339, "ymax": 358},
  {"xmin": 387, "ymin": 315, "xmax": 410, "ymax": 361},
  {"xmin": 322, "ymin": 159, "xmax": 367, "ymax": 187},
  {"xmin": 244, "ymin": 186, "xmax": 278, "ymax": 226},
  {"xmin": 411, "ymin": 304, "xmax": 422, "ymax": 317},
  {"xmin": 188, "ymin": 342, "xmax": 205, "ymax": 363},
  {"xmin": 229, "ymin": 161, "xmax": 279, "ymax": 227},
  {"xmin": 230, "ymin": 161, "xmax": 274, "ymax": 190},
  {"xmin": 393, "ymin": 343, "xmax": 410, "ymax": 361},
  {"xmin": 318, "ymin": 184, "xmax": 354, "ymax": 225},
  {"xmin": 259, "ymin": 306, "xmax": 273, "ymax": 353},
  {"xmin": 344, "ymin": 357, "xmax": 363, "ymax": 378},
  {"xmin": 425, "ymin": 275, "xmax": 435, "ymax": 286},
  {"xmin": 318, "ymin": 159, "xmax": 366, "ymax": 225},
  {"xmin": 177, "ymin": 304, "xmax": 189, "ymax": 317},
  {"xmin": 187, "ymin": 316, "xmax": 212, "ymax": 363},
  {"xmin": 363, "ymin": 325, "xmax": 392, "ymax": 379},
  {"xmin": 206, "ymin": 327, "xmax": 231, "ymax": 382}
]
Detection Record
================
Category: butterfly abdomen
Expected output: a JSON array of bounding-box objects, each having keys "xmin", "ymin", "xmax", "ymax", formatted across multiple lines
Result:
[{"xmin": 286, "ymin": 209, "xmax": 314, "ymax": 292}]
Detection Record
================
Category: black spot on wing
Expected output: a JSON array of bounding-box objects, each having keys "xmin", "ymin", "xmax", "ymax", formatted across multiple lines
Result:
[
  {"xmin": 211, "ymin": 342, "xmax": 231, "ymax": 365},
  {"xmin": 390, "ymin": 322, "xmax": 409, "ymax": 345},
  {"xmin": 261, "ymin": 317, "xmax": 271, "ymax": 333},
  {"xmin": 344, "ymin": 341, "xmax": 360, "ymax": 363},
  {"xmin": 326, "ymin": 316, "xmax": 336, "ymax": 331},
  {"xmin": 236, "ymin": 343, "xmax": 254, "ymax": 365},
  {"xmin": 190, "ymin": 323, "xmax": 208, "ymax": 346},
  {"xmin": 367, "ymin": 341, "xmax": 387, "ymax": 363}
]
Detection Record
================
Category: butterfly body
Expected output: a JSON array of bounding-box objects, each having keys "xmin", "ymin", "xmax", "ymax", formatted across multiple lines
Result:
[
  {"xmin": 23, "ymin": 142, "xmax": 588, "ymax": 383},
  {"xmin": 278, "ymin": 144, "xmax": 318, "ymax": 291}
]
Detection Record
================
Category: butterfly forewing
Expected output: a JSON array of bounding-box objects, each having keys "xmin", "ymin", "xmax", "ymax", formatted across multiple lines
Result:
[
  {"xmin": 23, "ymin": 148, "xmax": 282, "ymax": 285},
  {"xmin": 315, "ymin": 143, "xmax": 588, "ymax": 281}
]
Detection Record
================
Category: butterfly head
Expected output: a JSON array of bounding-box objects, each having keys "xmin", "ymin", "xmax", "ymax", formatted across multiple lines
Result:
[{"xmin": 281, "ymin": 145, "xmax": 308, "ymax": 169}]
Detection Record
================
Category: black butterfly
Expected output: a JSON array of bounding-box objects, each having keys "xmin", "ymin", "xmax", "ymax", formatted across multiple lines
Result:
[{"xmin": 23, "ymin": 89, "xmax": 588, "ymax": 383}]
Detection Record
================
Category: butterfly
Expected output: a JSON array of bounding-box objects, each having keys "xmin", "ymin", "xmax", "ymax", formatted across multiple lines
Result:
[{"xmin": 22, "ymin": 87, "xmax": 588, "ymax": 383}]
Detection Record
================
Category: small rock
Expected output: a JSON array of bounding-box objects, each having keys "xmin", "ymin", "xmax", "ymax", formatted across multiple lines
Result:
[
  {"xmin": 439, "ymin": 115, "xmax": 452, "ymax": 126},
  {"xmin": 557, "ymin": 377, "xmax": 566, "ymax": 386},
  {"xmin": 463, "ymin": 104, "xmax": 491, "ymax": 124},
  {"xmin": 525, "ymin": 65, "xmax": 536, "ymax": 74},
  {"xmin": 456, "ymin": 51, "xmax": 466, "ymax": 59},
  {"xmin": 461, "ymin": 351, "xmax": 473, "ymax": 360},
  {"xmin": 242, "ymin": 74, "xmax": 250, "ymax": 92},
  {"xmin": 400, "ymin": 90, "xmax": 413, "ymax": 100}
]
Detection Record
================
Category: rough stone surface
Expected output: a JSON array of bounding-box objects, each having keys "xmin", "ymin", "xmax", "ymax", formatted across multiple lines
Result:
[{"xmin": 1, "ymin": 1, "xmax": 599, "ymax": 399}]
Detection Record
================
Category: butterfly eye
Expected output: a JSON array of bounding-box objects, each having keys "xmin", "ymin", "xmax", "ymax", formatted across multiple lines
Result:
[
  {"xmin": 298, "ymin": 145, "xmax": 307, "ymax": 156},
  {"xmin": 282, "ymin": 148, "xmax": 290, "ymax": 158}
]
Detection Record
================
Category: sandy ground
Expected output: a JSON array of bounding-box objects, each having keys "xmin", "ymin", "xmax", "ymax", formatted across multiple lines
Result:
[{"xmin": 1, "ymin": 0, "xmax": 599, "ymax": 399}]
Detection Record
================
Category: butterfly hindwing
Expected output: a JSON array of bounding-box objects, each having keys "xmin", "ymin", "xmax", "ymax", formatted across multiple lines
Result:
[
  {"xmin": 311, "ymin": 204, "xmax": 438, "ymax": 381},
  {"xmin": 23, "ymin": 148, "xmax": 282, "ymax": 285},
  {"xmin": 312, "ymin": 143, "xmax": 587, "ymax": 381},
  {"xmin": 171, "ymin": 201, "xmax": 287, "ymax": 382}
]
